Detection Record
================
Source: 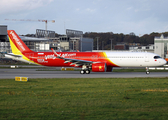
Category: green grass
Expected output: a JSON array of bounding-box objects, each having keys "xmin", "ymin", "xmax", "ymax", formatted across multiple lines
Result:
[{"xmin": 1, "ymin": 78, "xmax": 168, "ymax": 119}]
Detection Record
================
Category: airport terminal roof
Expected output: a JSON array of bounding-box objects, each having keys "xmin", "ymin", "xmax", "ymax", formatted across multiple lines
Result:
[{"xmin": 19, "ymin": 36, "xmax": 49, "ymax": 42}]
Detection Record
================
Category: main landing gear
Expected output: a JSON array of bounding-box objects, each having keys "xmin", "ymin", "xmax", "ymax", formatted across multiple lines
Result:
[
  {"xmin": 80, "ymin": 65, "xmax": 91, "ymax": 74},
  {"xmin": 146, "ymin": 67, "xmax": 150, "ymax": 75},
  {"xmin": 80, "ymin": 69, "xmax": 90, "ymax": 74}
]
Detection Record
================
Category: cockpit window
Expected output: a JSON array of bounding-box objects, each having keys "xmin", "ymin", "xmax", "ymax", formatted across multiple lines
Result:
[{"xmin": 154, "ymin": 56, "xmax": 161, "ymax": 59}]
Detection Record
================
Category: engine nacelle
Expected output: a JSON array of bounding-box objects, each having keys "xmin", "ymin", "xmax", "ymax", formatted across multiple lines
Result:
[{"xmin": 92, "ymin": 63, "xmax": 106, "ymax": 72}]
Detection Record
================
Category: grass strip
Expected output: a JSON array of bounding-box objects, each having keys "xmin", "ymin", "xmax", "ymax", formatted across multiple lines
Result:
[{"xmin": 0, "ymin": 78, "xmax": 168, "ymax": 119}]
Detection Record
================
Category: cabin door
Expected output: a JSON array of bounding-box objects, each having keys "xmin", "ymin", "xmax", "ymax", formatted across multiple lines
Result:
[{"xmin": 145, "ymin": 53, "xmax": 149, "ymax": 62}]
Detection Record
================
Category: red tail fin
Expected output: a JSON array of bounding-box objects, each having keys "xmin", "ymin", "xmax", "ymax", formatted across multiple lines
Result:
[{"xmin": 7, "ymin": 30, "xmax": 32, "ymax": 53}]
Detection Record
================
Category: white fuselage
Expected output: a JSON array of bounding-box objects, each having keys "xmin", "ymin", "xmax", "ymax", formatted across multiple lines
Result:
[
  {"xmin": 106, "ymin": 52, "xmax": 166, "ymax": 67},
  {"xmin": 5, "ymin": 52, "xmax": 167, "ymax": 68}
]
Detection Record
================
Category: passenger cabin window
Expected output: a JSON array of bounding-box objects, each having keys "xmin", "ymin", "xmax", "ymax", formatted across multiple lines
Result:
[{"xmin": 154, "ymin": 56, "xmax": 161, "ymax": 59}]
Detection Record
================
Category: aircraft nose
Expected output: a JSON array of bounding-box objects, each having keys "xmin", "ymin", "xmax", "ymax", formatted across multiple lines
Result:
[
  {"xmin": 164, "ymin": 60, "xmax": 167, "ymax": 64},
  {"xmin": 163, "ymin": 59, "xmax": 167, "ymax": 65}
]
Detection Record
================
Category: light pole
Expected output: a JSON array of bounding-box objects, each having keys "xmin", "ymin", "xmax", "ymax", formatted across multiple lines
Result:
[
  {"xmin": 110, "ymin": 39, "xmax": 113, "ymax": 50},
  {"xmin": 96, "ymin": 37, "xmax": 99, "ymax": 50}
]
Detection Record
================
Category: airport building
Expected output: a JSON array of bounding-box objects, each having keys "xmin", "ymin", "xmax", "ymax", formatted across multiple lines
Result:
[
  {"xmin": 0, "ymin": 25, "xmax": 10, "ymax": 53},
  {"xmin": 154, "ymin": 34, "xmax": 168, "ymax": 59},
  {"xmin": 0, "ymin": 26, "xmax": 93, "ymax": 56},
  {"xmin": 21, "ymin": 29, "xmax": 93, "ymax": 52},
  {"xmin": 129, "ymin": 44, "xmax": 154, "ymax": 53},
  {"xmin": 114, "ymin": 43, "xmax": 129, "ymax": 50},
  {"xmin": 1, "ymin": 25, "xmax": 168, "ymax": 60}
]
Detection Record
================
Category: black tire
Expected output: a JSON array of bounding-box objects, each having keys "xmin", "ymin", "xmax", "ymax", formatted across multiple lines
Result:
[
  {"xmin": 146, "ymin": 71, "xmax": 150, "ymax": 75},
  {"xmin": 85, "ymin": 70, "xmax": 90, "ymax": 74},
  {"xmin": 80, "ymin": 70, "xmax": 85, "ymax": 74}
]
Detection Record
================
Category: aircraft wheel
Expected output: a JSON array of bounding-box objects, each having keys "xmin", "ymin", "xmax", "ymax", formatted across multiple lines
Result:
[
  {"xmin": 85, "ymin": 70, "xmax": 90, "ymax": 74},
  {"xmin": 146, "ymin": 71, "xmax": 150, "ymax": 75},
  {"xmin": 80, "ymin": 70, "xmax": 85, "ymax": 74}
]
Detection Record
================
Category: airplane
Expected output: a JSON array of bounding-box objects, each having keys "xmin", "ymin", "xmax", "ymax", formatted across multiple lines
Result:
[{"xmin": 5, "ymin": 30, "xmax": 167, "ymax": 74}]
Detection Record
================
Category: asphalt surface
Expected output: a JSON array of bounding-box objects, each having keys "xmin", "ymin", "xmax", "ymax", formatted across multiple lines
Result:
[{"xmin": 0, "ymin": 69, "xmax": 168, "ymax": 79}]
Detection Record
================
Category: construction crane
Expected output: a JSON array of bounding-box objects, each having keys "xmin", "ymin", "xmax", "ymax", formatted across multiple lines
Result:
[{"xmin": 5, "ymin": 19, "xmax": 55, "ymax": 37}]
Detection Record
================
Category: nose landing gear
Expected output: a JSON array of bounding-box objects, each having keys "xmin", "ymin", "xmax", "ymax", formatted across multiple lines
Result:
[{"xmin": 146, "ymin": 67, "xmax": 150, "ymax": 75}]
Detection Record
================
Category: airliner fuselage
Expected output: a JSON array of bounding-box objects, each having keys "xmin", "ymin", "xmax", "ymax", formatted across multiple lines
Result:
[{"xmin": 5, "ymin": 30, "xmax": 167, "ymax": 74}]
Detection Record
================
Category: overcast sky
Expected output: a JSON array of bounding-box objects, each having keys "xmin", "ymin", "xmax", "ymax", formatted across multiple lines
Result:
[{"xmin": 1, "ymin": 0, "xmax": 168, "ymax": 36}]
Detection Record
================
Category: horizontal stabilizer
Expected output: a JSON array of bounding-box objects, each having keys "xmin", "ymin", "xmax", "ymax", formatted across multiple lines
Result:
[{"xmin": 6, "ymin": 53, "xmax": 22, "ymax": 58}]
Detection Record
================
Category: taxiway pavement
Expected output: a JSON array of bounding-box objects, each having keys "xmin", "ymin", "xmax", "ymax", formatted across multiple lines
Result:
[{"xmin": 0, "ymin": 69, "xmax": 168, "ymax": 79}]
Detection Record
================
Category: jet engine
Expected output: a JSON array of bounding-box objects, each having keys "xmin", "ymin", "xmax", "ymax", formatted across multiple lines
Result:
[{"xmin": 92, "ymin": 63, "xmax": 106, "ymax": 72}]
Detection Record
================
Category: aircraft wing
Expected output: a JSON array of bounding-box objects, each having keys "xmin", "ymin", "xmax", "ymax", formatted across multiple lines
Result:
[
  {"xmin": 51, "ymin": 48, "xmax": 98, "ymax": 67},
  {"xmin": 61, "ymin": 57, "xmax": 96, "ymax": 66}
]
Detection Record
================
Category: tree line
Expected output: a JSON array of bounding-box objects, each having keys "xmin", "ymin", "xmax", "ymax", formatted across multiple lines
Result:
[
  {"xmin": 25, "ymin": 31, "xmax": 168, "ymax": 50},
  {"xmin": 83, "ymin": 32, "xmax": 168, "ymax": 50}
]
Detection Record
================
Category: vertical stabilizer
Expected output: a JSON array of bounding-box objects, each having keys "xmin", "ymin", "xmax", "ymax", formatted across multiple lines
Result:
[{"xmin": 7, "ymin": 30, "xmax": 32, "ymax": 55}]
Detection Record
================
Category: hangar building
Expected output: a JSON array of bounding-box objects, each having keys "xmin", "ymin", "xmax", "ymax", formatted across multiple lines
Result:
[
  {"xmin": 154, "ymin": 34, "xmax": 168, "ymax": 59},
  {"xmin": 0, "ymin": 25, "xmax": 10, "ymax": 53},
  {"xmin": 0, "ymin": 26, "xmax": 93, "ymax": 56}
]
